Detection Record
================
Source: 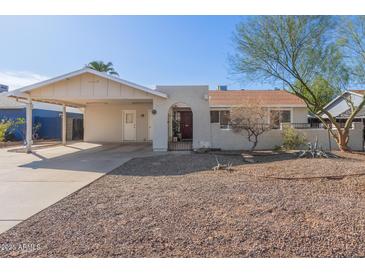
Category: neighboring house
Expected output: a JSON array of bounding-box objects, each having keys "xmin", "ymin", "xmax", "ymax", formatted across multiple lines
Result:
[
  {"xmin": 321, "ymin": 90, "xmax": 365, "ymax": 121},
  {"xmin": 0, "ymin": 92, "xmax": 83, "ymax": 141},
  {"xmin": 0, "ymin": 84, "xmax": 9, "ymax": 93},
  {"xmin": 315, "ymin": 90, "xmax": 365, "ymax": 150},
  {"xmin": 8, "ymin": 68, "xmax": 364, "ymax": 151}
]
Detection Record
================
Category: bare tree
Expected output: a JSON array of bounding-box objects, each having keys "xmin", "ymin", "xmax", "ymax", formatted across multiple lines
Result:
[{"xmin": 230, "ymin": 100, "xmax": 276, "ymax": 152}]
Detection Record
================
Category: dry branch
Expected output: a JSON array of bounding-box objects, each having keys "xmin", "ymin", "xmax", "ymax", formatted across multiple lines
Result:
[
  {"xmin": 297, "ymin": 138, "xmax": 339, "ymax": 159},
  {"xmin": 212, "ymin": 155, "xmax": 234, "ymax": 172}
]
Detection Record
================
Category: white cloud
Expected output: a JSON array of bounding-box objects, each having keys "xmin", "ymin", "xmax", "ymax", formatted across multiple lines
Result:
[
  {"xmin": 0, "ymin": 70, "xmax": 49, "ymax": 90},
  {"xmin": 0, "ymin": 70, "xmax": 81, "ymax": 113}
]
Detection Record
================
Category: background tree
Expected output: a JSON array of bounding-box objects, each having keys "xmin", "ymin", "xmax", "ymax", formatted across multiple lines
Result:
[
  {"xmin": 340, "ymin": 16, "xmax": 365, "ymax": 85},
  {"xmin": 86, "ymin": 61, "xmax": 119, "ymax": 76},
  {"xmin": 230, "ymin": 100, "xmax": 276, "ymax": 152},
  {"xmin": 230, "ymin": 16, "xmax": 365, "ymax": 152},
  {"xmin": 0, "ymin": 120, "xmax": 12, "ymax": 142}
]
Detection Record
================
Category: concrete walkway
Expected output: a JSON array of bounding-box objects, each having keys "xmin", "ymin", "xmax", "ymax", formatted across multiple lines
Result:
[{"xmin": 0, "ymin": 142, "xmax": 158, "ymax": 233}]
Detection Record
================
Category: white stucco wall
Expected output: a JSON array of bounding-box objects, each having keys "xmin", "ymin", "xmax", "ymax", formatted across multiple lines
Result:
[
  {"xmin": 152, "ymin": 87, "xmax": 311, "ymax": 151},
  {"xmin": 292, "ymin": 107, "xmax": 308, "ymax": 123},
  {"xmin": 152, "ymin": 86, "xmax": 211, "ymax": 151},
  {"xmin": 300, "ymin": 123, "xmax": 364, "ymax": 151},
  {"xmin": 84, "ymin": 102, "xmax": 152, "ymax": 143},
  {"xmin": 211, "ymin": 122, "xmax": 363, "ymax": 151}
]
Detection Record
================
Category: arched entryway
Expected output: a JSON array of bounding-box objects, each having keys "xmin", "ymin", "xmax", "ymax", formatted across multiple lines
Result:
[{"xmin": 168, "ymin": 103, "xmax": 193, "ymax": 151}]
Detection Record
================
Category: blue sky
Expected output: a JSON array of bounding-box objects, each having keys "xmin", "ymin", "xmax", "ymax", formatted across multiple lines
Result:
[{"xmin": 0, "ymin": 16, "xmax": 273, "ymax": 90}]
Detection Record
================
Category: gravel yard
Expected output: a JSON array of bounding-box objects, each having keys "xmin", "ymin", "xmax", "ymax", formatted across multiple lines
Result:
[{"xmin": 1, "ymin": 152, "xmax": 365, "ymax": 257}]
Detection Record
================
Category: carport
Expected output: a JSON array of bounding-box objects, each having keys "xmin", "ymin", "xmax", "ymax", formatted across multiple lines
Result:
[{"xmin": 8, "ymin": 68, "xmax": 168, "ymax": 153}]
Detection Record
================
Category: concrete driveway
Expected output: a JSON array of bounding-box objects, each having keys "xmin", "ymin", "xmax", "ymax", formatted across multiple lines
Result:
[{"xmin": 0, "ymin": 142, "xmax": 157, "ymax": 233}]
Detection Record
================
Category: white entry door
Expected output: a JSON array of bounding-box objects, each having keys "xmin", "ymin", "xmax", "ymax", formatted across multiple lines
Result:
[
  {"xmin": 123, "ymin": 110, "xmax": 136, "ymax": 141},
  {"xmin": 148, "ymin": 110, "xmax": 153, "ymax": 141}
]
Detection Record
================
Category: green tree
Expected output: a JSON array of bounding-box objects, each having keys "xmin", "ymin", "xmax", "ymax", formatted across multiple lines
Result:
[
  {"xmin": 86, "ymin": 61, "xmax": 119, "ymax": 76},
  {"xmin": 295, "ymin": 76, "xmax": 339, "ymax": 113},
  {"xmin": 340, "ymin": 16, "xmax": 365, "ymax": 85},
  {"xmin": 0, "ymin": 120, "xmax": 12, "ymax": 142},
  {"xmin": 230, "ymin": 16, "xmax": 365, "ymax": 152}
]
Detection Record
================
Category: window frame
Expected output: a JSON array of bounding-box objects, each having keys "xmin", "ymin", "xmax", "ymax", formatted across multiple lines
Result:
[
  {"xmin": 219, "ymin": 110, "xmax": 231, "ymax": 129},
  {"xmin": 268, "ymin": 108, "xmax": 293, "ymax": 129},
  {"xmin": 210, "ymin": 109, "xmax": 232, "ymax": 129},
  {"xmin": 125, "ymin": 113, "xmax": 134, "ymax": 124},
  {"xmin": 210, "ymin": 111, "xmax": 220, "ymax": 123}
]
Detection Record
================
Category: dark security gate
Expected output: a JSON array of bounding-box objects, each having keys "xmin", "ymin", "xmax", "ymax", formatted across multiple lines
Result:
[
  {"xmin": 168, "ymin": 141, "xmax": 192, "ymax": 151},
  {"xmin": 72, "ymin": 118, "xmax": 84, "ymax": 140},
  {"xmin": 168, "ymin": 104, "xmax": 193, "ymax": 151},
  {"xmin": 179, "ymin": 111, "xmax": 193, "ymax": 140}
]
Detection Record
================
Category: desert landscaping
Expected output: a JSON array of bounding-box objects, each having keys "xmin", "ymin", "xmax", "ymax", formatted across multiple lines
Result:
[{"xmin": 1, "ymin": 151, "xmax": 365, "ymax": 257}]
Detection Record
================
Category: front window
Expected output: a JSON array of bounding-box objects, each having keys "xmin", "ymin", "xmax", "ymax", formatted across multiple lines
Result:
[
  {"xmin": 210, "ymin": 111, "xmax": 219, "ymax": 123},
  {"xmin": 210, "ymin": 110, "xmax": 231, "ymax": 129},
  {"xmin": 125, "ymin": 113, "xmax": 134, "ymax": 123},
  {"xmin": 219, "ymin": 111, "xmax": 231, "ymax": 129},
  {"xmin": 270, "ymin": 109, "xmax": 291, "ymax": 128}
]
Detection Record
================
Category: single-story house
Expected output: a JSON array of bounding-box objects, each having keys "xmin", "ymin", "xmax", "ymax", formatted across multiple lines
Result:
[
  {"xmin": 0, "ymin": 92, "xmax": 83, "ymax": 141},
  {"xmin": 7, "ymin": 68, "xmax": 364, "ymax": 152}
]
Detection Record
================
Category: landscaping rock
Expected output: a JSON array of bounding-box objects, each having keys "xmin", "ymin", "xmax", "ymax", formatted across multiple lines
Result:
[{"xmin": 1, "ymin": 152, "xmax": 365, "ymax": 257}]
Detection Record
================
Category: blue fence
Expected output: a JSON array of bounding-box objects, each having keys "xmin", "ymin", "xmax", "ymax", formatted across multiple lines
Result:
[{"xmin": 0, "ymin": 108, "xmax": 82, "ymax": 141}]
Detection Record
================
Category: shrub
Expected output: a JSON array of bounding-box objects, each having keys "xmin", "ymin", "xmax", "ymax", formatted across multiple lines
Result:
[
  {"xmin": 282, "ymin": 126, "xmax": 306, "ymax": 150},
  {"xmin": 273, "ymin": 145, "xmax": 284, "ymax": 152},
  {"xmin": 0, "ymin": 121, "xmax": 13, "ymax": 142}
]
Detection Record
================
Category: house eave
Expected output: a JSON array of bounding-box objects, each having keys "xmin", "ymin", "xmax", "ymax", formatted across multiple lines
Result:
[
  {"xmin": 323, "ymin": 90, "xmax": 364, "ymax": 111},
  {"xmin": 9, "ymin": 68, "xmax": 168, "ymax": 99},
  {"xmin": 8, "ymin": 95, "xmax": 86, "ymax": 109}
]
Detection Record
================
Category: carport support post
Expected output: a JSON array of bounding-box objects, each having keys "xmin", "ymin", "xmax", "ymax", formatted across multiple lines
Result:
[
  {"xmin": 25, "ymin": 97, "xmax": 33, "ymax": 153},
  {"xmin": 62, "ymin": 104, "xmax": 67, "ymax": 145}
]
